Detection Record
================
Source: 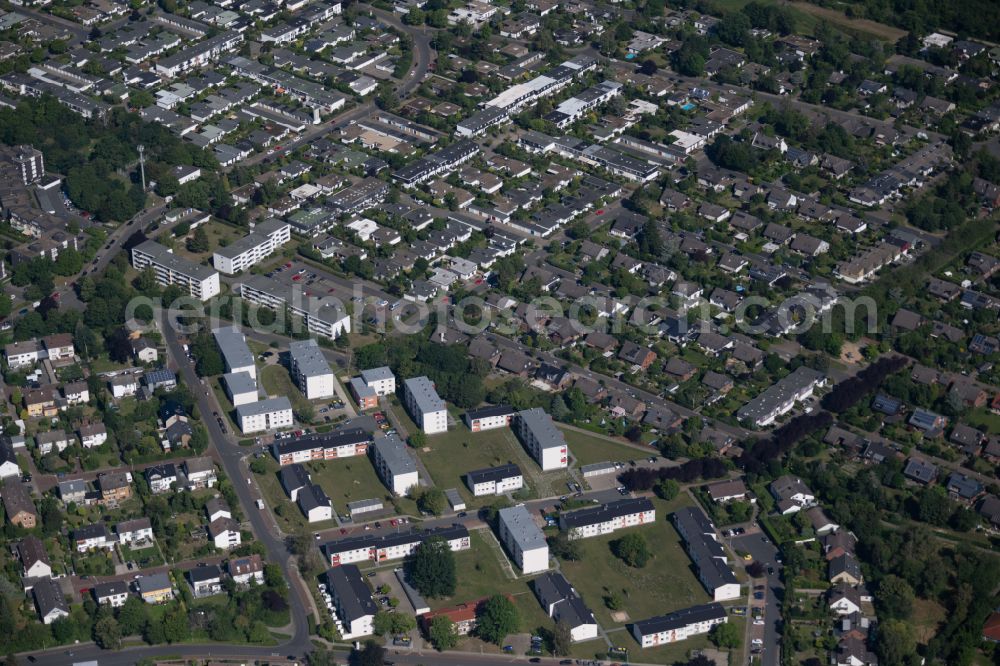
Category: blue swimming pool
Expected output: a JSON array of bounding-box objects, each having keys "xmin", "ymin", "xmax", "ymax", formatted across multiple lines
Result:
[{"xmin": 681, "ymin": 102, "xmax": 696, "ymax": 111}]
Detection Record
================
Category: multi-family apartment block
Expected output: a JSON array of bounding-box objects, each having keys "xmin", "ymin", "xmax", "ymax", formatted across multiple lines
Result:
[
  {"xmin": 322, "ymin": 524, "xmax": 470, "ymax": 566},
  {"xmin": 497, "ymin": 504, "xmax": 549, "ymax": 574},
  {"xmin": 272, "ymin": 428, "xmax": 371, "ymax": 465},
  {"xmin": 212, "ymin": 218, "xmax": 290, "ymax": 274},
  {"xmin": 559, "ymin": 498, "xmax": 656, "ymax": 540},
  {"xmin": 289, "ymin": 338, "xmax": 335, "ymax": 399},
  {"xmin": 131, "ymin": 240, "xmax": 221, "ymax": 301},
  {"xmin": 463, "ymin": 405, "xmax": 515, "ymax": 431},
  {"xmin": 370, "ymin": 434, "xmax": 418, "ymax": 495},
  {"xmin": 514, "ymin": 408, "xmax": 568, "ymax": 471},
  {"xmin": 402, "ymin": 376, "xmax": 448, "ymax": 434},
  {"xmin": 466, "ymin": 464, "xmax": 524, "ymax": 497}
]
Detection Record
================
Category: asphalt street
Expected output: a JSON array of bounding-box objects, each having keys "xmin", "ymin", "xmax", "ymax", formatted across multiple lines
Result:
[{"xmin": 731, "ymin": 530, "xmax": 783, "ymax": 666}]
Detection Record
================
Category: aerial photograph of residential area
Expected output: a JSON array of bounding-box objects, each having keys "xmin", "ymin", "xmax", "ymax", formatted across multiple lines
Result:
[{"xmin": 0, "ymin": 0, "xmax": 998, "ymax": 664}]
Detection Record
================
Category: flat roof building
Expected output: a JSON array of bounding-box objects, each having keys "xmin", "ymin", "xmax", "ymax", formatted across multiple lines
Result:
[
  {"xmin": 289, "ymin": 338, "xmax": 335, "ymax": 399},
  {"xmin": 131, "ymin": 240, "xmax": 221, "ymax": 301},
  {"xmin": 213, "ymin": 218, "xmax": 291, "ymax": 274},
  {"xmin": 514, "ymin": 408, "xmax": 568, "ymax": 471},
  {"xmin": 212, "ymin": 327, "xmax": 256, "ymax": 379},
  {"xmin": 497, "ymin": 504, "xmax": 548, "ymax": 574},
  {"xmin": 402, "ymin": 376, "xmax": 448, "ymax": 434},
  {"xmin": 371, "ymin": 434, "xmax": 419, "ymax": 495}
]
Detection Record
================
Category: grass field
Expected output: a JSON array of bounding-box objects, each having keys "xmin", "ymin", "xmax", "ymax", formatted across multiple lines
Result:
[
  {"xmin": 260, "ymin": 364, "xmax": 312, "ymax": 417},
  {"xmin": 711, "ymin": 0, "xmax": 905, "ymax": 40},
  {"xmin": 559, "ymin": 495, "xmax": 710, "ymax": 629},
  {"xmin": 560, "ymin": 427, "xmax": 650, "ymax": 467},
  {"xmin": 416, "ymin": 425, "xmax": 531, "ymax": 507},
  {"xmin": 413, "ymin": 419, "xmax": 573, "ymax": 502},
  {"xmin": 432, "ymin": 531, "xmax": 556, "ymax": 650}
]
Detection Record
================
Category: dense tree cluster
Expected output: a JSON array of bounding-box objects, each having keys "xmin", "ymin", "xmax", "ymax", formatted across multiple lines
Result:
[
  {"xmin": 822, "ymin": 355, "xmax": 909, "ymax": 412},
  {"xmin": 0, "ymin": 96, "xmax": 216, "ymax": 222},
  {"xmin": 618, "ymin": 457, "xmax": 728, "ymax": 491},
  {"xmin": 355, "ymin": 337, "xmax": 488, "ymax": 409}
]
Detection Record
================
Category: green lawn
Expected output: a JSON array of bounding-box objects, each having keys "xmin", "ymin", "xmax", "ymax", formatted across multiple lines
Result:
[
  {"xmin": 428, "ymin": 531, "xmax": 555, "ymax": 641},
  {"xmin": 415, "ymin": 424, "xmax": 533, "ymax": 508},
  {"xmin": 261, "ymin": 364, "xmax": 312, "ymax": 416},
  {"xmin": 559, "ymin": 495, "xmax": 710, "ymax": 629},
  {"xmin": 965, "ymin": 407, "xmax": 1000, "ymax": 434},
  {"xmin": 560, "ymin": 427, "xmax": 649, "ymax": 467}
]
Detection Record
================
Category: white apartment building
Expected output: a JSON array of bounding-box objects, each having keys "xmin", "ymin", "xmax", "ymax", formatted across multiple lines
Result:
[
  {"xmin": 497, "ymin": 504, "xmax": 549, "ymax": 574},
  {"xmin": 289, "ymin": 338, "xmax": 335, "ymax": 399},
  {"xmin": 466, "ymin": 464, "xmax": 524, "ymax": 497},
  {"xmin": 631, "ymin": 603, "xmax": 728, "ymax": 648},
  {"xmin": 212, "ymin": 218, "xmax": 291, "ymax": 274},
  {"xmin": 371, "ymin": 434, "xmax": 419, "ymax": 495},
  {"xmin": 322, "ymin": 525, "xmax": 470, "ymax": 567},
  {"xmin": 463, "ymin": 405, "xmax": 515, "ymax": 431},
  {"xmin": 325, "ymin": 564, "xmax": 377, "ymax": 640},
  {"xmin": 359, "ymin": 366, "xmax": 395, "ymax": 396},
  {"xmin": 223, "ymin": 371, "xmax": 258, "ymax": 406},
  {"xmin": 131, "ymin": 240, "xmax": 221, "ymax": 301},
  {"xmin": 212, "ymin": 326, "xmax": 257, "ymax": 379},
  {"xmin": 514, "ymin": 408, "xmax": 568, "ymax": 471},
  {"xmin": 737, "ymin": 366, "xmax": 825, "ymax": 428},
  {"xmin": 236, "ymin": 396, "xmax": 294, "ymax": 434},
  {"xmin": 559, "ymin": 498, "xmax": 656, "ymax": 540},
  {"xmin": 236, "ymin": 274, "xmax": 351, "ymax": 340},
  {"xmin": 402, "ymin": 376, "xmax": 448, "ymax": 434},
  {"xmin": 271, "ymin": 428, "xmax": 370, "ymax": 465}
]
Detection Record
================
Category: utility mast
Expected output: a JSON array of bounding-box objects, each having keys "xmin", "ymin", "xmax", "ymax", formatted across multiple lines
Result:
[{"xmin": 137, "ymin": 144, "xmax": 146, "ymax": 191}]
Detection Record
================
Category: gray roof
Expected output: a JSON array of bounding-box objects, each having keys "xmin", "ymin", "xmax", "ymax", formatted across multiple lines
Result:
[
  {"xmin": 297, "ymin": 483, "xmax": 331, "ymax": 513},
  {"xmin": 289, "ymin": 338, "xmax": 331, "ymax": 378},
  {"xmin": 325, "ymin": 564, "xmax": 377, "ymax": 623},
  {"xmin": 737, "ymin": 366, "xmax": 824, "ymax": 424},
  {"xmin": 499, "ymin": 504, "xmax": 546, "ymax": 552},
  {"xmin": 633, "ymin": 602, "xmax": 726, "ymax": 636},
  {"xmin": 236, "ymin": 396, "xmax": 293, "ymax": 420},
  {"xmin": 516, "ymin": 408, "xmax": 567, "ymax": 452},
  {"xmin": 212, "ymin": 326, "xmax": 255, "ymax": 373},
  {"xmin": 673, "ymin": 507, "xmax": 738, "ymax": 591},
  {"xmin": 467, "ymin": 463, "xmax": 522, "ymax": 485},
  {"xmin": 372, "ymin": 434, "xmax": 417, "ymax": 477},
  {"xmin": 560, "ymin": 497, "xmax": 654, "ymax": 529},
  {"xmin": 223, "ymin": 371, "xmax": 257, "ymax": 396},
  {"xmin": 214, "ymin": 218, "xmax": 289, "ymax": 260},
  {"xmin": 134, "ymin": 240, "xmax": 217, "ymax": 281},
  {"xmin": 360, "ymin": 366, "xmax": 394, "ymax": 383},
  {"xmin": 32, "ymin": 578, "xmax": 68, "ymax": 617},
  {"xmin": 138, "ymin": 572, "xmax": 172, "ymax": 594},
  {"xmin": 404, "ymin": 376, "xmax": 444, "ymax": 413}
]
